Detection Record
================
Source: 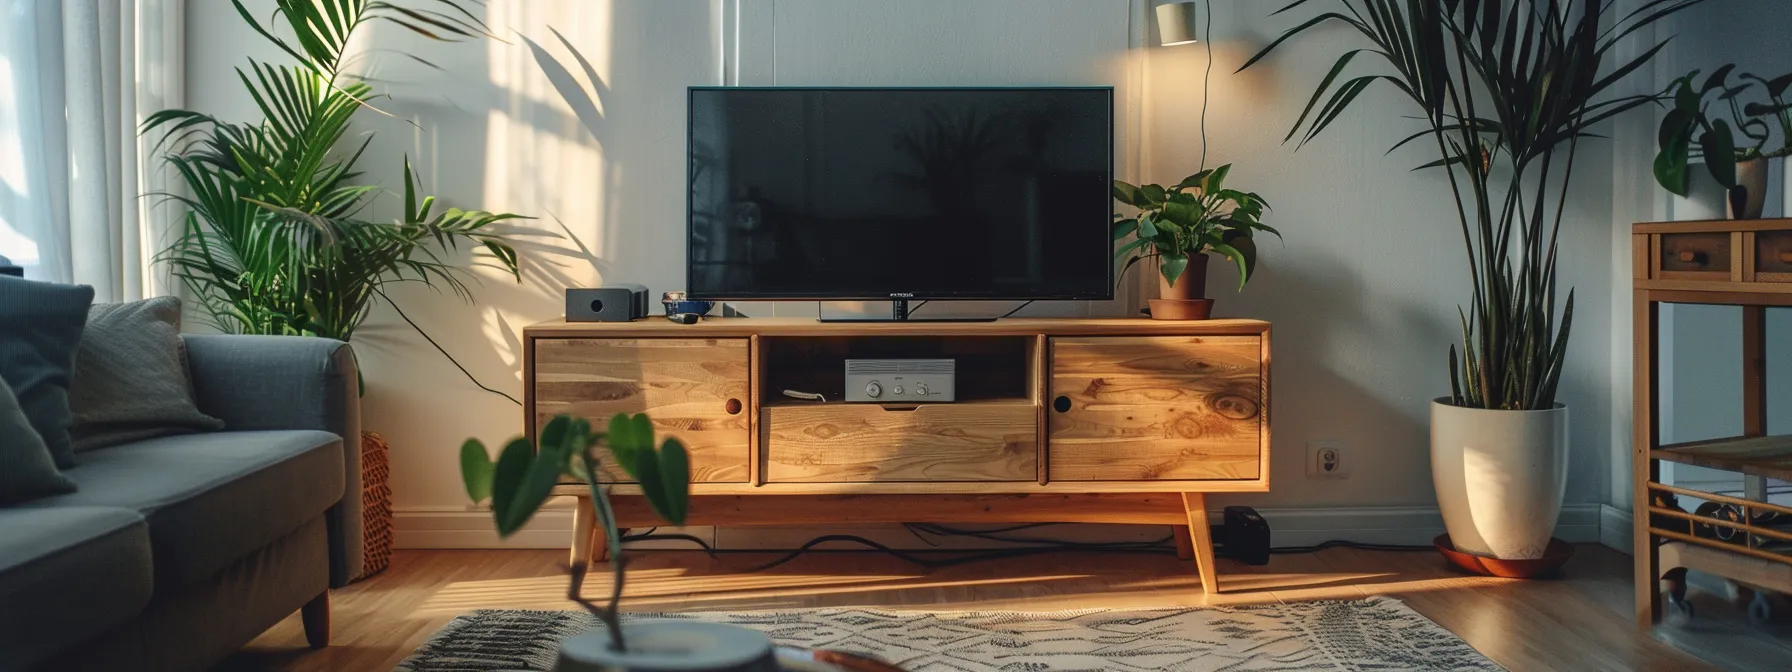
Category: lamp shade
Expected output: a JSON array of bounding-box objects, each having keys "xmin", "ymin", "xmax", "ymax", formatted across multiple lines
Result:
[{"xmin": 1156, "ymin": 1, "xmax": 1200, "ymax": 47}]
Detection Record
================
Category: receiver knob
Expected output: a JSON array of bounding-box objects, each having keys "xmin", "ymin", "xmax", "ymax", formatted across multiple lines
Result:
[
  {"xmin": 915, "ymin": 382, "xmax": 930, "ymax": 396},
  {"xmin": 893, "ymin": 385, "xmax": 905, "ymax": 396},
  {"xmin": 864, "ymin": 381, "xmax": 883, "ymax": 398}
]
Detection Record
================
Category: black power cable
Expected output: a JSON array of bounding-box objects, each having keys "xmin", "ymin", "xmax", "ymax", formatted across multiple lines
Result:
[{"xmin": 609, "ymin": 524, "xmax": 1436, "ymax": 571}]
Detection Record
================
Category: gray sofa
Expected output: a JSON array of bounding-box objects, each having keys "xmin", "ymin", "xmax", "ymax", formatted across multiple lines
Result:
[{"xmin": 0, "ymin": 336, "xmax": 362, "ymax": 672}]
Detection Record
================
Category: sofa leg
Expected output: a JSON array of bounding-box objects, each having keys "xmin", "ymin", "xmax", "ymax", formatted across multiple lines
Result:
[{"xmin": 302, "ymin": 591, "xmax": 330, "ymax": 649}]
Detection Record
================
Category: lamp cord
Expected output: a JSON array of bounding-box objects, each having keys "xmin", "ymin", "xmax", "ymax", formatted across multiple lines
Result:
[{"xmin": 1199, "ymin": 0, "xmax": 1213, "ymax": 171}]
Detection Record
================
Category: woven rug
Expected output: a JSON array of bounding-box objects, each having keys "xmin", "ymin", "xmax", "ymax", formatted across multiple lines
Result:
[{"xmin": 395, "ymin": 597, "xmax": 1501, "ymax": 671}]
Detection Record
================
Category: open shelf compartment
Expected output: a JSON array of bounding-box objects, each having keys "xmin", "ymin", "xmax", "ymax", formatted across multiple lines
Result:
[{"xmin": 756, "ymin": 334, "xmax": 1041, "ymax": 406}]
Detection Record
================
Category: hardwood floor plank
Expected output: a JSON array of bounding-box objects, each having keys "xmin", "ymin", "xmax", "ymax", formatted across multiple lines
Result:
[{"xmin": 221, "ymin": 545, "xmax": 1726, "ymax": 672}]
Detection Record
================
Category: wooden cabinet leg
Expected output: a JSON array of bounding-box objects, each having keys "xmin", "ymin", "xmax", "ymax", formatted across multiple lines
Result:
[
  {"xmin": 1182, "ymin": 493, "xmax": 1219, "ymax": 594},
  {"xmin": 593, "ymin": 527, "xmax": 629, "ymax": 563},
  {"xmin": 571, "ymin": 495, "xmax": 595, "ymax": 569},
  {"xmin": 301, "ymin": 591, "xmax": 330, "ymax": 649},
  {"xmin": 1172, "ymin": 525, "xmax": 1194, "ymax": 561}
]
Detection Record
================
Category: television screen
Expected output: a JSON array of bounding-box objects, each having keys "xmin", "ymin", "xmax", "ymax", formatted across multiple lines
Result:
[{"xmin": 687, "ymin": 87, "xmax": 1114, "ymax": 301}]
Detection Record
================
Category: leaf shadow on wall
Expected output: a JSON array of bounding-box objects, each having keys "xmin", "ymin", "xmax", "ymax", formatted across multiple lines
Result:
[{"xmin": 1207, "ymin": 250, "xmax": 1453, "ymax": 509}]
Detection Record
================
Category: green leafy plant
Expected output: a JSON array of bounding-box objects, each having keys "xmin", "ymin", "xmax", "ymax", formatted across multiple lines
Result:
[
  {"xmin": 1110, "ymin": 165, "xmax": 1276, "ymax": 290},
  {"xmin": 461, "ymin": 413, "xmax": 691, "ymax": 652},
  {"xmin": 1655, "ymin": 66, "xmax": 1792, "ymax": 199},
  {"xmin": 143, "ymin": 0, "xmax": 525, "ymax": 345},
  {"xmin": 1242, "ymin": 0, "xmax": 1701, "ymax": 410}
]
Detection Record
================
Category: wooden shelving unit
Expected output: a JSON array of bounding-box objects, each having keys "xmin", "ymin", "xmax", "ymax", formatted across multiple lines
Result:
[{"xmin": 1634, "ymin": 218, "xmax": 1792, "ymax": 628}]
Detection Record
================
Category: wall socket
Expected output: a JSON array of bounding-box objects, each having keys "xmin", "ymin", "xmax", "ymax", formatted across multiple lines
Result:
[{"xmin": 1307, "ymin": 440, "xmax": 1349, "ymax": 478}]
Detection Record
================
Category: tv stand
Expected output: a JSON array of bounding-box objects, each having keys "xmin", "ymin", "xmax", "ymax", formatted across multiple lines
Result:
[
  {"xmin": 523, "ymin": 316, "xmax": 1271, "ymax": 594},
  {"xmin": 816, "ymin": 299, "xmax": 998, "ymax": 323}
]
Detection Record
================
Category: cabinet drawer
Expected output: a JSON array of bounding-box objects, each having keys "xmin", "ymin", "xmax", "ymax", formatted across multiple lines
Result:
[
  {"xmin": 763, "ymin": 402, "xmax": 1038, "ymax": 483},
  {"xmin": 1048, "ymin": 336, "xmax": 1263, "ymax": 481},
  {"xmin": 1659, "ymin": 232, "xmax": 1733, "ymax": 276},
  {"xmin": 534, "ymin": 338, "xmax": 749, "ymax": 483},
  {"xmin": 1759, "ymin": 231, "xmax": 1792, "ymax": 280}
]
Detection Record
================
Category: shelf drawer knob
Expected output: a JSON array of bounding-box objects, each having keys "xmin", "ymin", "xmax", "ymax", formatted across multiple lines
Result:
[
  {"xmin": 725, "ymin": 398, "xmax": 743, "ymax": 415},
  {"xmin": 1677, "ymin": 250, "xmax": 1704, "ymax": 263},
  {"xmin": 1779, "ymin": 251, "xmax": 1792, "ymax": 264},
  {"xmin": 1053, "ymin": 396, "xmax": 1072, "ymax": 413}
]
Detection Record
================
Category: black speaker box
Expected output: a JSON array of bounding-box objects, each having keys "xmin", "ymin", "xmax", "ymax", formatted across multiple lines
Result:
[{"xmin": 566, "ymin": 285, "xmax": 648, "ymax": 322}]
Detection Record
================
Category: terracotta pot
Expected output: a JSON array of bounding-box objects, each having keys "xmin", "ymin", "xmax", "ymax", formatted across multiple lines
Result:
[
  {"xmin": 1430, "ymin": 399, "xmax": 1570, "ymax": 560},
  {"xmin": 555, "ymin": 621, "xmax": 778, "ymax": 672},
  {"xmin": 1159, "ymin": 254, "xmax": 1209, "ymax": 301},
  {"xmin": 1729, "ymin": 157, "xmax": 1768, "ymax": 220}
]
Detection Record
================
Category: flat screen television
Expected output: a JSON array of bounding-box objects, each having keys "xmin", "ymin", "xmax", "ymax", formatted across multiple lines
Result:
[{"xmin": 686, "ymin": 86, "xmax": 1114, "ymax": 304}]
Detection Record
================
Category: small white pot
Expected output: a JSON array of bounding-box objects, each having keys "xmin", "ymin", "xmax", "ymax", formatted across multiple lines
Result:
[
  {"xmin": 1430, "ymin": 399, "xmax": 1570, "ymax": 560},
  {"xmin": 555, "ymin": 621, "xmax": 778, "ymax": 672}
]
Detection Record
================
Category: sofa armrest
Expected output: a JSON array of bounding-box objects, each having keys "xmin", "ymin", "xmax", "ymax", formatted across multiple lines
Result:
[{"xmin": 183, "ymin": 334, "xmax": 363, "ymax": 586}]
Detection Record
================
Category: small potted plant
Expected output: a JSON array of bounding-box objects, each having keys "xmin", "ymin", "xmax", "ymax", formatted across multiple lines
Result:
[
  {"xmin": 1655, "ymin": 66, "xmax": 1792, "ymax": 220},
  {"xmin": 1111, "ymin": 165, "xmax": 1276, "ymax": 320},
  {"xmin": 460, "ymin": 414, "xmax": 780, "ymax": 671}
]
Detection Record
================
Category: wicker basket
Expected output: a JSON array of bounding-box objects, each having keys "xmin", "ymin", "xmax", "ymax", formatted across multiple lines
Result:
[{"xmin": 360, "ymin": 431, "xmax": 395, "ymax": 577}]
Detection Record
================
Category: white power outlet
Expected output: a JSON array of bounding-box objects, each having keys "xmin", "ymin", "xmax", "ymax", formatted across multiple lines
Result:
[{"xmin": 1307, "ymin": 440, "xmax": 1349, "ymax": 478}]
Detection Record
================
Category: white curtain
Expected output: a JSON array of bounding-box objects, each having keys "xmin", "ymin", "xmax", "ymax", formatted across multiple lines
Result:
[{"xmin": 0, "ymin": 0, "xmax": 183, "ymax": 301}]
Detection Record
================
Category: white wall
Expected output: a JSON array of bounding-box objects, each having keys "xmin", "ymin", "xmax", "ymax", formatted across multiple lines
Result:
[{"xmin": 179, "ymin": 0, "xmax": 1698, "ymax": 546}]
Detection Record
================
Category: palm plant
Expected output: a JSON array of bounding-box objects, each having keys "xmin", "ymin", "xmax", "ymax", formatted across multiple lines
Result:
[
  {"xmin": 144, "ymin": 0, "xmax": 524, "ymax": 344},
  {"xmin": 1242, "ymin": 0, "xmax": 1703, "ymax": 410}
]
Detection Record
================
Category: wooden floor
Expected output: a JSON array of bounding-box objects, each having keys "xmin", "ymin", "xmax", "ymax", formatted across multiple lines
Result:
[{"xmin": 220, "ymin": 544, "xmax": 1734, "ymax": 672}]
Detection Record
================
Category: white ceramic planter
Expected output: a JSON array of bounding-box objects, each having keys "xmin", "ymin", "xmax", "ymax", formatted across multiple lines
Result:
[
  {"xmin": 1430, "ymin": 399, "xmax": 1570, "ymax": 560},
  {"xmin": 555, "ymin": 621, "xmax": 779, "ymax": 672}
]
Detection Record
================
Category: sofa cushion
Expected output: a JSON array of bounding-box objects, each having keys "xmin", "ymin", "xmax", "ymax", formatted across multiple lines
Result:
[
  {"xmin": 0, "ymin": 371, "xmax": 74, "ymax": 504},
  {"xmin": 0, "ymin": 507, "xmax": 152, "ymax": 670},
  {"xmin": 0, "ymin": 275, "xmax": 95, "ymax": 469},
  {"xmin": 69, "ymin": 296, "xmax": 224, "ymax": 452},
  {"xmin": 23, "ymin": 430, "xmax": 345, "ymax": 591}
]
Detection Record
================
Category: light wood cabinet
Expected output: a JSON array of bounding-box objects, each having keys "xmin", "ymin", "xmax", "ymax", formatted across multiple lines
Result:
[
  {"xmin": 524, "ymin": 317, "xmax": 1271, "ymax": 592},
  {"xmin": 532, "ymin": 338, "xmax": 750, "ymax": 483},
  {"xmin": 1047, "ymin": 336, "xmax": 1264, "ymax": 481}
]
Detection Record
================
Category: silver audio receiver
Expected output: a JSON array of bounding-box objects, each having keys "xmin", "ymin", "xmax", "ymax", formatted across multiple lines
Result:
[{"xmin": 844, "ymin": 359, "xmax": 955, "ymax": 402}]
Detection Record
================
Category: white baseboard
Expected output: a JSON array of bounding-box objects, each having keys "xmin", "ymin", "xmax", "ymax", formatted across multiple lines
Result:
[
  {"xmin": 394, "ymin": 502, "xmax": 1607, "ymax": 551},
  {"xmin": 1602, "ymin": 504, "xmax": 1633, "ymax": 553}
]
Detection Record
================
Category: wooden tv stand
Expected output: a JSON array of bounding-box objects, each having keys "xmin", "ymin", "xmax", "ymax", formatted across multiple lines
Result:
[{"xmin": 524, "ymin": 317, "xmax": 1270, "ymax": 593}]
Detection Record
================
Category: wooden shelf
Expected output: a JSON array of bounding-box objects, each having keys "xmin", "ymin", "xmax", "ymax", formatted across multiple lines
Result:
[{"xmin": 1653, "ymin": 435, "xmax": 1792, "ymax": 482}]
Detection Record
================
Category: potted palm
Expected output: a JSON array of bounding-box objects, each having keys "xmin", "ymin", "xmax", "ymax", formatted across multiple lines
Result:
[
  {"xmin": 1111, "ymin": 165, "xmax": 1276, "ymax": 320},
  {"xmin": 461, "ymin": 414, "xmax": 780, "ymax": 671},
  {"xmin": 1655, "ymin": 66, "xmax": 1792, "ymax": 220},
  {"xmin": 1244, "ymin": 0, "xmax": 1699, "ymax": 561},
  {"xmin": 145, "ymin": 0, "xmax": 528, "ymax": 577}
]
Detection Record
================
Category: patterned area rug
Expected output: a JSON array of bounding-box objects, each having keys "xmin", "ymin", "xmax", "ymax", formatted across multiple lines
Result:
[{"xmin": 395, "ymin": 597, "xmax": 1503, "ymax": 671}]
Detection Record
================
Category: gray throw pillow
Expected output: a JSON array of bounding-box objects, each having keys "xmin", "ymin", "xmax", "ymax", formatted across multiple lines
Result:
[
  {"xmin": 0, "ymin": 371, "xmax": 76, "ymax": 504},
  {"xmin": 0, "ymin": 275, "xmax": 94, "ymax": 468},
  {"xmin": 69, "ymin": 296, "xmax": 224, "ymax": 452}
]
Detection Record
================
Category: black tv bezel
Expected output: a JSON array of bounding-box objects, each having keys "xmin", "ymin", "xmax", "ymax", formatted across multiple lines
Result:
[{"xmin": 684, "ymin": 85, "xmax": 1117, "ymax": 303}]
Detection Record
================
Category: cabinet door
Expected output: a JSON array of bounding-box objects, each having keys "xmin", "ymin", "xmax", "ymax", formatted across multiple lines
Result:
[
  {"xmin": 1048, "ymin": 336, "xmax": 1262, "ymax": 481},
  {"xmin": 534, "ymin": 338, "xmax": 749, "ymax": 483}
]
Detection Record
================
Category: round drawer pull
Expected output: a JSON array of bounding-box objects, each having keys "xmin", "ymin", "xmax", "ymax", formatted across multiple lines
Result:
[
  {"xmin": 725, "ymin": 398, "xmax": 743, "ymax": 415},
  {"xmin": 1779, "ymin": 251, "xmax": 1792, "ymax": 264},
  {"xmin": 1053, "ymin": 396, "xmax": 1072, "ymax": 413},
  {"xmin": 1677, "ymin": 250, "xmax": 1705, "ymax": 263}
]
